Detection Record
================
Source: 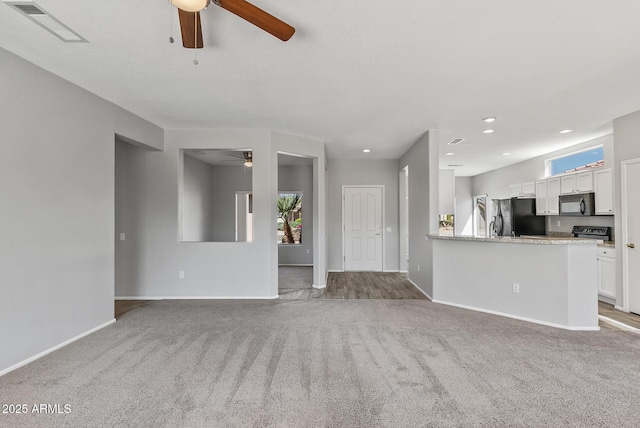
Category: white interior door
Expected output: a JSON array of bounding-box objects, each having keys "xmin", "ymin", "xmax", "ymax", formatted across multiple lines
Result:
[
  {"xmin": 344, "ymin": 186, "xmax": 383, "ymax": 271},
  {"xmin": 622, "ymin": 159, "xmax": 640, "ymax": 314}
]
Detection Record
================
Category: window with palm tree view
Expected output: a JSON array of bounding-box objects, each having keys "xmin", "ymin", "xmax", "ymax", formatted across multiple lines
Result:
[{"xmin": 277, "ymin": 193, "xmax": 302, "ymax": 244}]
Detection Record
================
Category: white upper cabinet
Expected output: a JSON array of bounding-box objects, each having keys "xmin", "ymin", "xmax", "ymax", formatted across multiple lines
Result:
[
  {"xmin": 577, "ymin": 171, "xmax": 594, "ymax": 192},
  {"xmin": 535, "ymin": 180, "xmax": 548, "ymax": 215},
  {"xmin": 594, "ymin": 168, "xmax": 614, "ymax": 214},
  {"xmin": 510, "ymin": 183, "xmax": 522, "ymax": 198},
  {"xmin": 521, "ymin": 181, "xmax": 536, "ymax": 196},
  {"xmin": 560, "ymin": 174, "xmax": 576, "ymax": 194},
  {"xmin": 547, "ymin": 177, "xmax": 561, "ymax": 215},
  {"xmin": 560, "ymin": 171, "xmax": 593, "ymax": 194},
  {"xmin": 535, "ymin": 177, "xmax": 560, "ymax": 215},
  {"xmin": 510, "ymin": 181, "xmax": 535, "ymax": 198}
]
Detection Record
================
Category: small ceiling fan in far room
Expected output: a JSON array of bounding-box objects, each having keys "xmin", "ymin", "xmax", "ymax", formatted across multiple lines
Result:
[
  {"xmin": 220, "ymin": 151, "xmax": 253, "ymax": 167},
  {"xmin": 168, "ymin": 0, "xmax": 295, "ymax": 49}
]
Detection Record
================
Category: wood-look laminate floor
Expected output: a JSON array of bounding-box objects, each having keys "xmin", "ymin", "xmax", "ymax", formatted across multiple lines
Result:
[
  {"xmin": 279, "ymin": 271, "xmax": 427, "ymax": 300},
  {"xmin": 115, "ymin": 300, "xmax": 153, "ymax": 319},
  {"xmin": 325, "ymin": 272, "xmax": 427, "ymax": 299},
  {"xmin": 598, "ymin": 301, "xmax": 640, "ymax": 331}
]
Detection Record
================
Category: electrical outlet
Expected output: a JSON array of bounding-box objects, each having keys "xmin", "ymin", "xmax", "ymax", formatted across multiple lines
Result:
[
  {"xmin": 386, "ymin": 227, "xmax": 392, "ymax": 233},
  {"xmin": 556, "ymin": 220, "xmax": 561, "ymax": 227},
  {"xmin": 417, "ymin": 264, "xmax": 420, "ymax": 272},
  {"xmin": 178, "ymin": 271, "xmax": 185, "ymax": 279},
  {"xmin": 306, "ymin": 249, "xmax": 310, "ymax": 254},
  {"xmin": 119, "ymin": 233, "xmax": 125, "ymax": 241},
  {"xmin": 513, "ymin": 283, "xmax": 520, "ymax": 293}
]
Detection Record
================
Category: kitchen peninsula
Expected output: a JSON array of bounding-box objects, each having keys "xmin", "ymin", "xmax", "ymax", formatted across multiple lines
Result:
[{"xmin": 427, "ymin": 235, "xmax": 600, "ymax": 330}]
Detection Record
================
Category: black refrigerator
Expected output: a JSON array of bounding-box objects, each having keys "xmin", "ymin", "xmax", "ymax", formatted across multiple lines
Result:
[{"xmin": 491, "ymin": 198, "xmax": 546, "ymax": 237}]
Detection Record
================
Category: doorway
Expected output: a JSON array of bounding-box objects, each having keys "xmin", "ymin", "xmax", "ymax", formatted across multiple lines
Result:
[
  {"xmin": 277, "ymin": 153, "xmax": 315, "ymax": 297},
  {"xmin": 621, "ymin": 158, "xmax": 640, "ymax": 314},
  {"xmin": 343, "ymin": 186, "xmax": 384, "ymax": 272}
]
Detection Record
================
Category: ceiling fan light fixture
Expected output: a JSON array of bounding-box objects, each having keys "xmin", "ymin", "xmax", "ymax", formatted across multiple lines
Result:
[
  {"xmin": 170, "ymin": 0, "xmax": 210, "ymax": 12},
  {"xmin": 243, "ymin": 151, "xmax": 253, "ymax": 167}
]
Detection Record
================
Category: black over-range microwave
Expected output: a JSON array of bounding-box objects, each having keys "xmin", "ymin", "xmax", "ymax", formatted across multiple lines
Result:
[{"xmin": 558, "ymin": 192, "xmax": 595, "ymax": 216}]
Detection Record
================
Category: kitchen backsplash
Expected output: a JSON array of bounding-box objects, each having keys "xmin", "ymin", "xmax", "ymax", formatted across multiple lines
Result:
[{"xmin": 546, "ymin": 215, "xmax": 614, "ymax": 236}]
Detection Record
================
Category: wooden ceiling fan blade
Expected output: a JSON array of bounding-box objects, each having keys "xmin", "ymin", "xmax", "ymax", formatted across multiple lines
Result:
[
  {"xmin": 216, "ymin": 0, "xmax": 295, "ymax": 41},
  {"xmin": 178, "ymin": 9, "xmax": 203, "ymax": 48}
]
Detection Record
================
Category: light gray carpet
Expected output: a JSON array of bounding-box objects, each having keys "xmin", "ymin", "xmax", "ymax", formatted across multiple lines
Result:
[{"xmin": 1, "ymin": 299, "xmax": 640, "ymax": 427}]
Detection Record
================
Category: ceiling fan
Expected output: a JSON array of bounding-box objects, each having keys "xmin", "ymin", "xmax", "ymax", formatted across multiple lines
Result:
[
  {"xmin": 169, "ymin": 0, "xmax": 295, "ymax": 49},
  {"xmin": 220, "ymin": 151, "xmax": 253, "ymax": 167}
]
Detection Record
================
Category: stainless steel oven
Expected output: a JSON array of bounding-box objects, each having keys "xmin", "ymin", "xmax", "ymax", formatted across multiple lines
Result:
[{"xmin": 559, "ymin": 192, "xmax": 595, "ymax": 216}]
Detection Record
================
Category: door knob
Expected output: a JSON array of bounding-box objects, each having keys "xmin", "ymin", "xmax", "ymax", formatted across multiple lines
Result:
[{"xmin": 628, "ymin": 243, "xmax": 635, "ymax": 249}]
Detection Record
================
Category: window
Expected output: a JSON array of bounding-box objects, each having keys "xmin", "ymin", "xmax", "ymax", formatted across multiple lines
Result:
[
  {"xmin": 546, "ymin": 146, "xmax": 604, "ymax": 177},
  {"xmin": 277, "ymin": 192, "xmax": 302, "ymax": 244}
]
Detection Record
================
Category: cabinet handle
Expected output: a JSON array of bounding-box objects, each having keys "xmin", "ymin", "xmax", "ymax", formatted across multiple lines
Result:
[{"xmin": 628, "ymin": 243, "xmax": 635, "ymax": 249}]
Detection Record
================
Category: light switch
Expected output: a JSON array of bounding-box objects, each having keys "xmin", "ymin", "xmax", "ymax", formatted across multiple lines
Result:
[
  {"xmin": 386, "ymin": 227, "xmax": 392, "ymax": 233},
  {"xmin": 119, "ymin": 233, "xmax": 125, "ymax": 241}
]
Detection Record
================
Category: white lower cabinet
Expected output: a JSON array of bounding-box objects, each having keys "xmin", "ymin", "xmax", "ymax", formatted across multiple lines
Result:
[{"xmin": 597, "ymin": 247, "xmax": 616, "ymax": 298}]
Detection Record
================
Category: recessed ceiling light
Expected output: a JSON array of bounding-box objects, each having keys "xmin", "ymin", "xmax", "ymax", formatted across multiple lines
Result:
[
  {"xmin": 482, "ymin": 117, "xmax": 496, "ymax": 123},
  {"xmin": 362, "ymin": 149, "xmax": 371, "ymax": 153},
  {"xmin": 502, "ymin": 152, "xmax": 511, "ymax": 156},
  {"xmin": 445, "ymin": 152, "xmax": 455, "ymax": 156},
  {"xmin": 483, "ymin": 129, "xmax": 495, "ymax": 134},
  {"xmin": 448, "ymin": 164, "xmax": 463, "ymax": 167},
  {"xmin": 559, "ymin": 129, "xmax": 573, "ymax": 134}
]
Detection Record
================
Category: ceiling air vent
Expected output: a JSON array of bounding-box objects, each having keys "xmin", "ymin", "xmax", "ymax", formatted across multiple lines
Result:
[
  {"xmin": 446, "ymin": 138, "xmax": 465, "ymax": 145},
  {"xmin": 4, "ymin": 1, "xmax": 87, "ymax": 43}
]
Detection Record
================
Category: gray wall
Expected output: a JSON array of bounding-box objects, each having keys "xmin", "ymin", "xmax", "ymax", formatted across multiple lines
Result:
[
  {"xmin": 278, "ymin": 165, "xmax": 313, "ymax": 265},
  {"xmin": 115, "ymin": 129, "xmax": 328, "ymax": 299},
  {"xmin": 210, "ymin": 165, "xmax": 252, "ymax": 242},
  {"xmin": 613, "ymin": 109, "xmax": 640, "ymax": 308},
  {"xmin": 183, "ymin": 154, "xmax": 214, "ymax": 242},
  {"xmin": 0, "ymin": 47, "xmax": 163, "ymax": 375},
  {"xmin": 398, "ymin": 130, "xmax": 440, "ymax": 297},
  {"xmin": 116, "ymin": 129, "xmax": 272, "ymax": 298},
  {"xmin": 327, "ymin": 159, "xmax": 400, "ymax": 272},
  {"xmin": 454, "ymin": 177, "xmax": 474, "ymax": 236}
]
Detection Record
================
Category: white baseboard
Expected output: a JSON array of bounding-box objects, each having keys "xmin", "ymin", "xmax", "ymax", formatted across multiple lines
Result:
[
  {"xmin": 432, "ymin": 299, "xmax": 600, "ymax": 331},
  {"xmin": 598, "ymin": 315, "xmax": 640, "ymax": 334},
  {"xmin": 327, "ymin": 269, "xmax": 343, "ymax": 273},
  {"xmin": 383, "ymin": 270, "xmax": 399, "ymax": 273},
  {"xmin": 615, "ymin": 305, "xmax": 627, "ymax": 312},
  {"xmin": 115, "ymin": 296, "xmax": 279, "ymax": 300},
  {"xmin": 279, "ymin": 264, "xmax": 313, "ymax": 267},
  {"xmin": 0, "ymin": 318, "xmax": 116, "ymax": 378},
  {"xmin": 312, "ymin": 284, "xmax": 326, "ymax": 290},
  {"xmin": 406, "ymin": 278, "xmax": 433, "ymax": 301}
]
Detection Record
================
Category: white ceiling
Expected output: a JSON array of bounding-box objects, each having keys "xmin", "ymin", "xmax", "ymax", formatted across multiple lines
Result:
[{"xmin": 2, "ymin": 1, "xmax": 640, "ymax": 176}]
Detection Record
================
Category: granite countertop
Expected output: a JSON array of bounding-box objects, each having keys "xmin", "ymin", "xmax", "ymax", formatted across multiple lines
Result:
[
  {"xmin": 427, "ymin": 234, "xmax": 603, "ymax": 245},
  {"xmin": 598, "ymin": 241, "xmax": 615, "ymax": 248}
]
